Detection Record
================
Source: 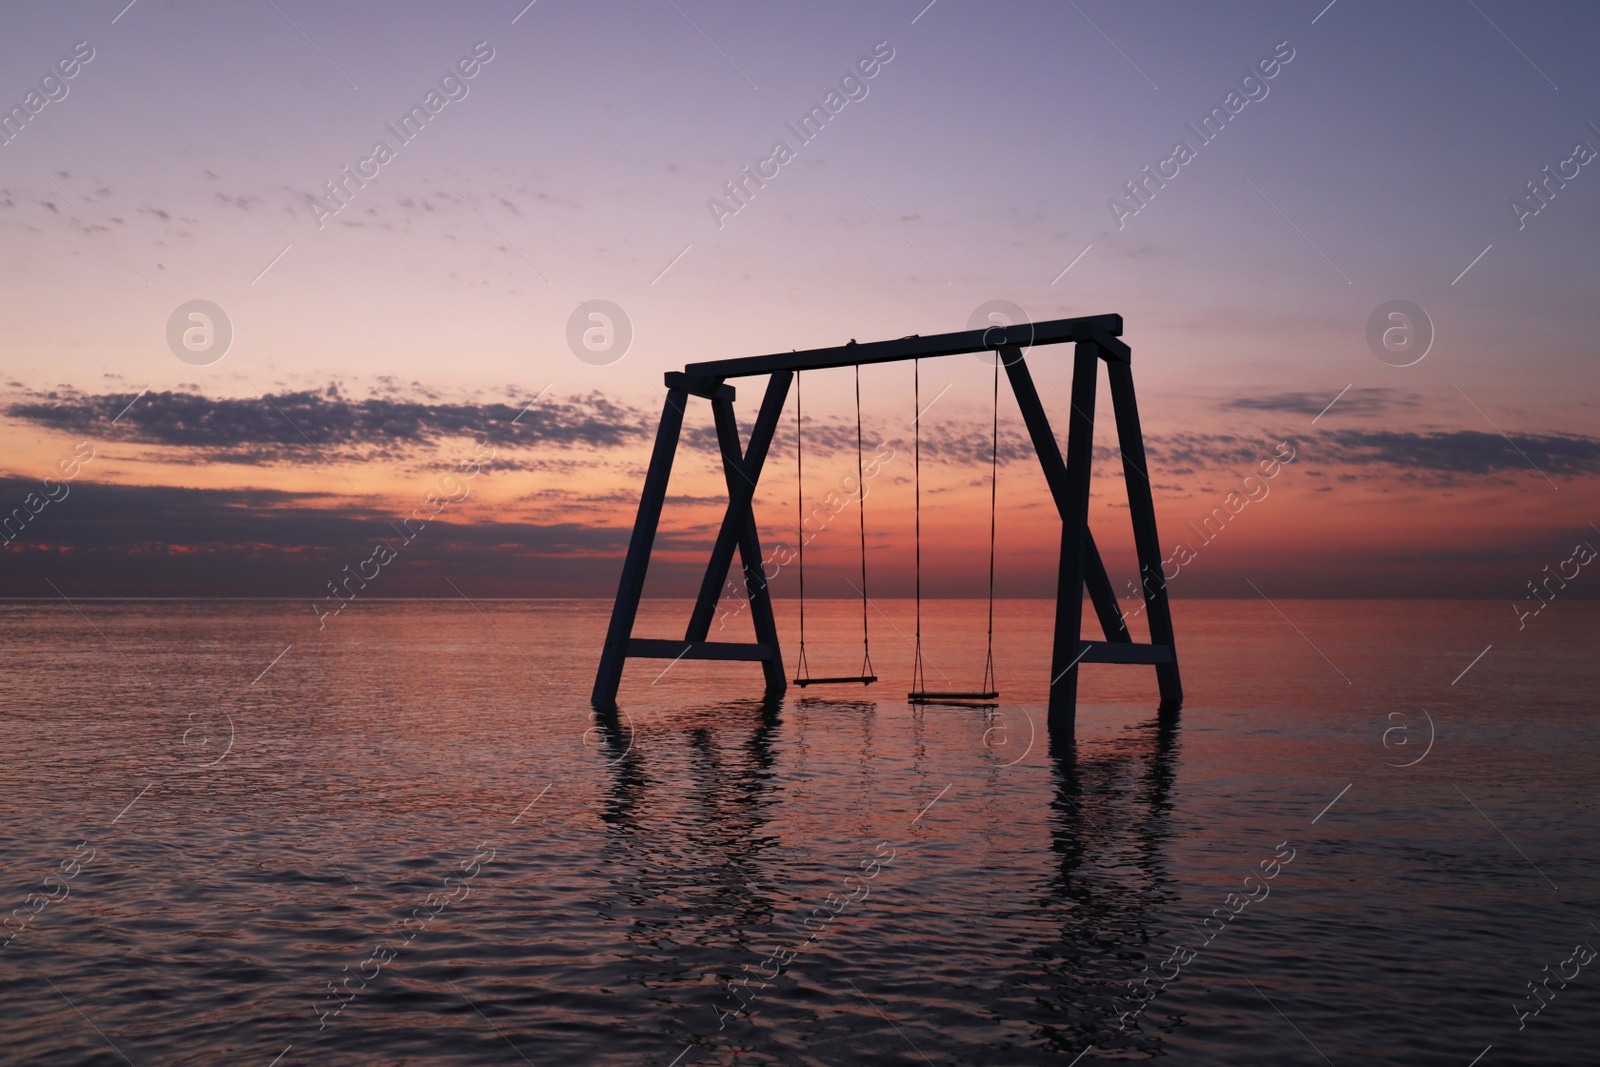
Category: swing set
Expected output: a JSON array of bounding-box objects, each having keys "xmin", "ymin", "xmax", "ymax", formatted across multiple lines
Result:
[{"xmin": 590, "ymin": 313, "xmax": 1182, "ymax": 734}]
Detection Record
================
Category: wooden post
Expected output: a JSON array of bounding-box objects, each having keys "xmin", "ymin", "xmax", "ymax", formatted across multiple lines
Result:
[
  {"xmin": 591, "ymin": 388, "xmax": 689, "ymax": 707},
  {"xmin": 1106, "ymin": 357, "xmax": 1183, "ymax": 711},
  {"xmin": 1046, "ymin": 342, "xmax": 1101, "ymax": 734}
]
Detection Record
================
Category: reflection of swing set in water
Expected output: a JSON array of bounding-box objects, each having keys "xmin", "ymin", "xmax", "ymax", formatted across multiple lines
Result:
[
  {"xmin": 585, "ymin": 695, "xmax": 1183, "ymax": 1052},
  {"xmin": 591, "ymin": 313, "xmax": 1182, "ymax": 734}
]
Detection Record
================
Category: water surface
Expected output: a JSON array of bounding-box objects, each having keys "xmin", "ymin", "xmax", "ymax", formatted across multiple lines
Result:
[{"xmin": 1, "ymin": 598, "xmax": 1596, "ymax": 1065}]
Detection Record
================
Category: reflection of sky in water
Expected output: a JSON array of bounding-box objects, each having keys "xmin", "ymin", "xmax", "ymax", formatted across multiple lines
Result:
[{"xmin": 2, "ymin": 599, "xmax": 1597, "ymax": 1063}]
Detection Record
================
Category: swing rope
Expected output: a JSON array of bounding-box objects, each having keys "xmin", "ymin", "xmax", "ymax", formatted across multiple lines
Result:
[
  {"xmin": 981, "ymin": 353, "xmax": 999, "ymax": 696},
  {"xmin": 795, "ymin": 371, "xmax": 810, "ymax": 684},
  {"xmin": 793, "ymin": 369, "xmax": 877, "ymax": 687},
  {"xmin": 856, "ymin": 364, "xmax": 875, "ymax": 682},
  {"xmin": 911, "ymin": 359, "xmax": 927, "ymax": 697},
  {"xmin": 908, "ymin": 355, "xmax": 1000, "ymax": 706}
]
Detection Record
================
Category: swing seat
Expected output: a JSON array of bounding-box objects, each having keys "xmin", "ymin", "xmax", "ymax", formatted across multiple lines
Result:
[
  {"xmin": 796, "ymin": 674, "xmax": 879, "ymax": 687},
  {"xmin": 908, "ymin": 689, "xmax": 999, "ymax": 705}
]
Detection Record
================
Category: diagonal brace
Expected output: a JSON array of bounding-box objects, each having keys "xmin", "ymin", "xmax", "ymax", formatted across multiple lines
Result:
[{"xmin": 685, "ymin": 372, "xmax": 793, "ymax": 656}]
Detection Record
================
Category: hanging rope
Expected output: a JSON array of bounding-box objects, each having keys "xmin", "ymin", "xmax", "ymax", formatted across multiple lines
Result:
[
  {"xmin": 855, "ymin": 364, "xmax": 875, "ymax": 681},
  {"xmin": 791, "ymin": 368, "xmax": 876, "ymax": 688},
  {"xmin": 982, "ymin": 353, "xmax": 999, "ymax": 696},
  {"xmin": 911, "ymin": 358, "xmax": 926, "ymax": 696},
  {"xmin": 907, "ymin": 355, "xmax": 1000, "ymax": 706},
  {"xmin": 794, "ymin": 371, "xmax": 810, "ymax": 684}
]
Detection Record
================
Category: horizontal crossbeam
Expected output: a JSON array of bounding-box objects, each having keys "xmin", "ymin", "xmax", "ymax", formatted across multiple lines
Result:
[
  {"xmin": 684, "ymin": 314, "xmax": 1124, "ymax": 379},
  {"xmin": 626, "ymin": 639, "xmax": 775, "ymax": 662},
  {"xmin": 662, "ymin": 371, "xmax": 735, "ymax": 401}
]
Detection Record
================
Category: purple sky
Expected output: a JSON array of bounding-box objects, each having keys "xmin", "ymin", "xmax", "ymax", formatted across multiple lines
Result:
[{"xmin": 1, "ymin": 0, "xmax": 1598, "ymax": 600}]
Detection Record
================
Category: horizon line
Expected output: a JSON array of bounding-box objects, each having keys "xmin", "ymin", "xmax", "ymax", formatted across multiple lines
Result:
[{"xmin": 0, "ymin": 595, "xmax": 1582, "ymax": 602}]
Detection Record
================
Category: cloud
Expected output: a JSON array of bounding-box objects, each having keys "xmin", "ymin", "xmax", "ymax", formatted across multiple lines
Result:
[
  {"xmin": 5, "ymin": 388, "xmax": 653, "ymax": 464},
  {"xmin": 1110, "ymin": 427, "xmax": 1600, "ymax": 482},
  {"xmin": 1221, "ymin": 388, "xmax": 1421, "ymax": 417},
  {"xmin": 6, "ymin": 383, "xmax": 1052, "ymax": 470},
  {"xmin": 1311, "ymin": 429, "xmax": 1600, "ymax": 477},
  {"xmin": 1141, "ymin": 432, "xmax": 1277, "ymax": 472},
  {"xmin": 0, "ymin": 476, "xmax": 724, "ymax": 557},
  {"xmin": 14, "ymin": 386, "xmax": 1594, "ymax": 490},
  {"xmin": 0, "ymin": 477, "xmax": 659, "ymax": 596}
]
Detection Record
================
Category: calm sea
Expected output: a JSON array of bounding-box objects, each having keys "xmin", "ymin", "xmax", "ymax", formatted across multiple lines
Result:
[{"xmin": 1, "ymin": 599, "xmax": 1596, "ymax": 1066}]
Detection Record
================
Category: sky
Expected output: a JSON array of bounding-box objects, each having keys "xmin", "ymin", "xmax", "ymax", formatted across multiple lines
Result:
[{"xmin": 1, "ymin": 0, "xmax": 1598, "ymax": 605}]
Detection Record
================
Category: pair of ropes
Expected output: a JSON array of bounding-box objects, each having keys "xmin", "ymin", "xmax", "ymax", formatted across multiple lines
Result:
[
  {"xmin": 793, "ymin": 365, "xmax": 876, "ymax": 686},
  {"xmin": 792, "ymin": 359, "xmax": 1000, "ymax": 704}
]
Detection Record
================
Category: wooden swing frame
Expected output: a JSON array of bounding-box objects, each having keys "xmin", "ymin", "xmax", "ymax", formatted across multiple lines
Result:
[{"xmin": 590, "ymin": 313, "xmax": 1182, "ymax": 734}]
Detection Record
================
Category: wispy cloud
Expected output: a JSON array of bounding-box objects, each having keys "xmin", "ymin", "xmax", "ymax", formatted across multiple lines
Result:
[
  {"xmin": 0, "ymin": 477, "xmax": 658, "ymax": 596},
  {"xmin": 11, "ymin": 387, "xmax": 1599, "ymax": 487},
  {"xmin": 6, "ymin": 387, "xmax": 652, "ymax": 464},
  {"xmin": 1314, "ymin": 428, "xmax": 1600, "ymax": 477},
  {"xmin": 1221, "ymin": 388, "xmax": 1421, "ymax": 417}
]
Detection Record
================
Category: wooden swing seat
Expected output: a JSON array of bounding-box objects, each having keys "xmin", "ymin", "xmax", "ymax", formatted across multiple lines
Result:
[{"xmin": 908, "ymin": 690, "xmax": 1000, "ymax": 705}]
